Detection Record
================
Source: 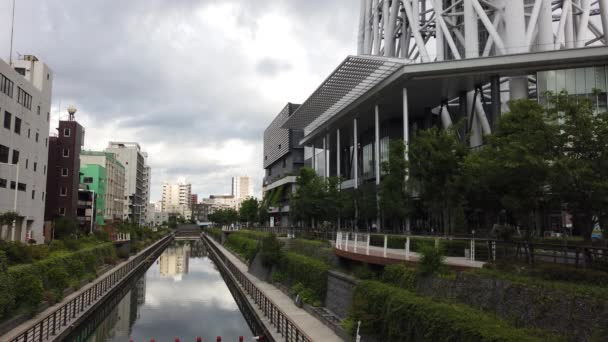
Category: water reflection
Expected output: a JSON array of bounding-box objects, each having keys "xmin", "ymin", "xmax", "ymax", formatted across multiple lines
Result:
[{"xmin": 83, "ymin": 240, "xmax": 253, "ymax": 341}]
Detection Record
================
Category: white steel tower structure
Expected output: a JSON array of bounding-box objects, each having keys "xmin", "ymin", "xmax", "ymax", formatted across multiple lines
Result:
[{"xmin": 356, "ymin": 0, "xmax": 608, "ymax": 143}]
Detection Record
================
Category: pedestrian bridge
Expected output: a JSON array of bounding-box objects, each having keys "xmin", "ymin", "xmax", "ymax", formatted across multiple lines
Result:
[{"xmin": 333, "ymin": 232, "xmax": 487, "ymax": 270}]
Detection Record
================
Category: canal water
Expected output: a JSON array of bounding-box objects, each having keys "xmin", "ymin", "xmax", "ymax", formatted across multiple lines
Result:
[{"xmin": 68, "ymin": 240, "xmax": 254, "ymax": 341}]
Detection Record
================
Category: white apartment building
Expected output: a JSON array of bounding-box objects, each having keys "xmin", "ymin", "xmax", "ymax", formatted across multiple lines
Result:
[
  {"xmin": 141, "ymin": 154, "xmax": 151, "ymax": 223},
  {"xmin": 0, "ymin": 55, "xmax": 53, "ymax": 243},
  {"xmin": 105, "ymin": 142, "xmax": 148, "ymax": 225},
  {"xmin": 232, "ymin": 175, "xmax": 253, "ymax": 202},
  {"xmin": 80, "ymin": 151, "xmax": 126, "ymax": 221},
  {"xmin": 161, "ymin": 182, "xmax": 191, "ymax": 213}
]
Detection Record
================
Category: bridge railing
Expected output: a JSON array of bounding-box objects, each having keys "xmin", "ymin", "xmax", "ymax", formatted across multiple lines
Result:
[
  {"xmin": 204, "ymin": 235, "xmax": 312, "ymax": 342},
  {"xmin": 8, "ymin": 234, "xmax": 172, "ymax": 342}
]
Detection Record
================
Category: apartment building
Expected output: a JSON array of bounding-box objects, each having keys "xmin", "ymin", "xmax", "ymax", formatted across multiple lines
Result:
[
  {"xmin": 45, "ymin": 108, "xmax": 85, "ymax": 224},
  {"xmin": 105, "ymin": 142, "xmax": 147, "ymax": 225},
  {"xmin": 0, "ymin": 55, "xmax": 53, "ymax": 243},
  {"xmin": 80, "ymin": 150, "xmax": 126, "ymax": 222}
]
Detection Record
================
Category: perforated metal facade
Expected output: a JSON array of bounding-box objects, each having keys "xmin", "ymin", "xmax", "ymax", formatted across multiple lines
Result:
[{"xmin": 263, "ymin": 103, "xmax": 301, "ymax": 168}]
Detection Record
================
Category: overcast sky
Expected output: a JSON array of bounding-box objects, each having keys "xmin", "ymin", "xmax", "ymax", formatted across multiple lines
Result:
[{"xmin": 0, "ymin": 0, "xmax": 358, "ymax": 201}]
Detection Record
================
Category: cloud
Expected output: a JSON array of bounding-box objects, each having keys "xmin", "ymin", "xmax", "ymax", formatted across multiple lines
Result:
[{"xmin": 0, "ymin": 0, "xmax": 358, "ymax": 200}]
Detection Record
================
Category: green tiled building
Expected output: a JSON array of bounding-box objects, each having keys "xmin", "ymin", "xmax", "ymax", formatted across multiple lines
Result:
[{"xmin": 80, "ymin": 164, "xmax": 106, "ymax": 226}]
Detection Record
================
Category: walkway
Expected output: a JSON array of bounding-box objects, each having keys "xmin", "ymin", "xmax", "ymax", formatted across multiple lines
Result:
[
  {"xmin": 207, "ymin": 237, "xmax": 344, "ymax": 342},
  {"xmin": 333, "ymin": 235, "xmax": 486, "ymax": 269}
]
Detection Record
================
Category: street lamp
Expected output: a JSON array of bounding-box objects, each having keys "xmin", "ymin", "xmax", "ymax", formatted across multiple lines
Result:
[{"xmin": 0, "ymin": 161, "xmax": 19, "ymax": 241}]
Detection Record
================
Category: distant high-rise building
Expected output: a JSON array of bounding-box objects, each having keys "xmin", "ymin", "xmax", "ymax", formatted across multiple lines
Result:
[
  {"xmin": 45, "ymin": 106, "xmax": 85, "ymax": 226},
  {"xmin": 162, "ymin": 182, "xmax": 192, "ymax": 218},
  {"xmin": 105, "ymin": 142, "xmax": 148, "ymax": 225},
  {"xmin": 0, "ymin": 55, "xmax": 53, "ymax": 243},
  {"xmin": 190, "ymin": 194, "xmax": 198, "ymax": 207},
  {"xmin": 232, "ymin": 176, "xmax": 253, "ymax": 201}
]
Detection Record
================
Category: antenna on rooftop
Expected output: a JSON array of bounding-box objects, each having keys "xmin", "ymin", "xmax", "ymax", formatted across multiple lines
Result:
[{"xmin": 9, "ymin": 0, "xmax": 15, "ymax": 65}]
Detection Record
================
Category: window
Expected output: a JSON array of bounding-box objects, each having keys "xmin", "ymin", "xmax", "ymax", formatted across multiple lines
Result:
[
  {"xmin": 61, "ymin": 168, "xmax": 69, "ymax": 177},
  {"xmin": 63, "ymin": 128, "xmax": 70, "ymax": 137},
  {"xmin": 45, "ymin": 138, "xmax": 47, "ymax": 147},
  {"xmin": 33, "ymin": 162, "xmax": 37, "ymax": 172},
  {"xmin": 3, "ymin": 111, "xmax": 11, "ymax": 129},
  {"xmin": 46, "ymin": 112, "xmax": 49, "ymax": 122},
  {"xmin": 35, "ymin": 132, "xmax": 39, "ymax": 142},
  {"xmin": 31, "ymin": 190, "xmax": 35, "ymax": 200},
  {"xmin": 14, "ymin": 117, "xmax": 21, "ymax": 134},
  {"xmin": 17, "ymin": 183, "xmax": 26, "ymax": 192},
  {"xmin": 17, "ymin": 87, "xmax": 32, "ymax": 110},
  {"xmin": 278, "ymin": 144, "xmax": 282, "ymax": 149},
  {"xmin": 0, "ymin": 178, "xmax": 6, "ymax": 188},
  {"xmin": 60, "ymin": 187, "xmax": 68, "ymax": 196},
  {"xmin": 43, "ymin": 165, "xmax": 46, "ymax": 175},
  {"xmin": 27, "ymin": 128, "xmax": 30, "ymax": 138},
  {"xmin": 42, "ymin": 192, "xmax": 45, "ymax": 201},
  {"xmin": 25, "ymin": 159, "xmax": 28, "ymax": 169},
  {"xmin": 83, "ymin": 176, "xmax": 93, "ymax": 184},
  {"xmin": 10, "ymin": 181, "xmax": 15, "ymax": 189},
  {"xmin": 1, "ymin": 74, "xmax": 14, "ymax": 97},
  {"xmin": 37, "ymin": 106, "xmax": 40, "ymax": 115},
  {"xmin": 58, "ymin": 208, "xmax": 66, "ymax": 215},
  {"xmin": 0, "ymin": 144, "xmax": 8, "ymax": 163},
  {"xmin": 62, "ymin": 148, "xmax": 69, "ymax": 158},
  {"xmin": 11, "ymin": 149, "xmax": 19, "ymax": 164}
]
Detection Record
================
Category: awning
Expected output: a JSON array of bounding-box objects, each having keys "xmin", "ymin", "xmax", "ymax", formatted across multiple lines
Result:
[{"xmin": 282, "ymin": 55, "xmax": 408, "ymax": 135}]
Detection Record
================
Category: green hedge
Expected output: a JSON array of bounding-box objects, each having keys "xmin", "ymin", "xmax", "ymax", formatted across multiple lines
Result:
[
  {"xmin": 207, "ymin": 228, "xmax": 223, "ymax": 242},
  {"xmin": 225, "ymin": 234, "xmax": 259, "ymax": 262},
  {"xmin": 289, "ymin": 239, "xmax": 334, "ymax": 265},
  {"xmin": 348, "ymin": 280, "xmax": 556, "ymax": 342},
  {"xmin": 0, "ymin": 243, "xmax": 116, "ymax": 321},
  {"xmin": 278, "ymin": 252, "xmax": 329, "ymax": 302},
  {"xmin": 234, "ymin": 230, "xmax": 269, "ymax": 241}
]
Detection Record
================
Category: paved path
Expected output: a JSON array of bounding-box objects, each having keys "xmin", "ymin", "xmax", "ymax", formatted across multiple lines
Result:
[
  {"xmin": 208, "ymin": 237, "xmax": 344, "ymax": 342},
  {"xmin": 333, "ymin": 240, "xmax": 486, "ymax": 268}
]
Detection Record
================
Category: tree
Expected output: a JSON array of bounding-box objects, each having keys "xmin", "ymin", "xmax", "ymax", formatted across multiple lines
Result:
[
  {"xmin": 549, "ymin": 93, "xmax": 608, "ymax": 241},
  {"xmin": 239, "ymin": 197, "xmax": 259, "ymax": 227},
  {"xmin": 379, "ymin": 140, "xmax": 410, "ymax": 231},
  {"xmin": 409, "ymin": 126, "xmax": 468, "ymax": 235},
  {"xmin": 0, "ymin": 211, "xmax": 19, "ymax": 226},
  {"xmin": 463, "ymin": 99, "xmax": 557, "ymax": 234},
  {"xmin": 53, "ymin": 217, "xmax": 79, "ymax": 240},
  {"xmin": 290, "ymin": 168, "xmax": 328, "ymax": 227},
  {"xmin": 209, "ymin": 208, "xmax": 239, "ymax": 226}
]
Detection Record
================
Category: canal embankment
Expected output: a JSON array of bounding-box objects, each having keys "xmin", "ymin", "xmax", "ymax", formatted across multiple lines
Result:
[
  {"xmin": 203, "ymin": 233, "xmax": 344, "ymax": 342},
  {"xmin": 1, "ymin": 233, "xmax": 173, "ymax": 342}
]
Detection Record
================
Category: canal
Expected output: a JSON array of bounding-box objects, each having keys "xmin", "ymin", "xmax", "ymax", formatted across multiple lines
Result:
[{"xmin": 67, "ymin": 240, "xmax": 256, "ymax": 341}]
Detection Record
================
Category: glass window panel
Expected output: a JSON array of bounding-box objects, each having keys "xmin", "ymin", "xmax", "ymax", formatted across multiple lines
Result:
[
  {"xmin": 575, "ymin": 68, "xmax": 586, "ymax": 95},
  {"xmin": 537, "ymin": 72, "xmax": 547, "ymax": 94},
  {"xmin": 556, "ymin": 69, "xmax": 566, "ymax": 93},
  {"xmin": 545, "ymin": 70, "xmax": 556, "ymax": 93},
  {"xmin": 585, "ymin": 68, "xmax": 595, "ymax": 94},
  {"xmin": 565, "ymin": 69, "xmax": 576, "ymax": 94},
  {"xmin": 595, "ymin": 66, "xmax": 607, "ymax": 92}
]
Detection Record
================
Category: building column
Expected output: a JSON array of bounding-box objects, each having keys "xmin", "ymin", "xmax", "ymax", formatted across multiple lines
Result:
[
  {"xmin": 353, "ymin": 118, "xmax": 359, "ymax": 189},
  {"xmin": 312, "ymin": 144, "xmax": 316, "ymax": 172},
  {"xmin": 490, "ymin": 75, "xmax": 501, "ymax": 128},
  {"xmin": 374, "ymin": 105, "xmax": 381, "ymax": 185},
  {"xmin": 336, "ymin": 128, "xmax": 341, "ymax": 178},
  {"xmin": 375, "ymin": 105, "xmax": 381, "ymax": 231},
  {"xmin": 323, "ymin": 135, "xmax": 329, "ymax": 178},
  {"xmin": 403, "ymin": 88, "xmax": 409, "ymax": 168}
]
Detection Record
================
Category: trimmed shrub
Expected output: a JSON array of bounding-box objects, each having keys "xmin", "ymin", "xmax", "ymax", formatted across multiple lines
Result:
[
  {"xmin": 15, "ymin": 273, "xmax": 43, "ymax": 312},
  {"xmin": 0, "ymin": 251, "xmax": 16, "ymax": 320},
  {"xmin": 382, "ymin": 264, "xmax": 417, "ymax": 289},
  {"xmin": 349, "ymin": 280, "xmax": 555, "ymax": 342},
  {"xmin": 259, "ymin": 233, "xmax": 283, "ymax": 267},
  {"xmin": 48, "ymin": 240, "xmax": 66, "ymax": 252},
  {"xmin": 0, "ymin": 240, "xmax": 32, "ymax": 265},
  {"xmin": 207, "ymin": 228, "xmax": 223, "ymax": 242},
  {"xmin": 278, "ymin": 252, "xmax": 329, "ymax": 301},
  {"xmin": 234, "ymin": 230, "xmax": 269, "ymax": 241},
  {"xmin": 225, "ymin": 234, "xmax": 259, "ymax": 262},
  {"xmin": 289, "ymin": 239, "xmax": 335, "ymax": 265},
  {"xmin": 291, "ymin": 282, "xmax": 322, "ymax": 307},
  {"xmin": 417, "ymin": 243, "xmax": 446, "ymax": 275}
]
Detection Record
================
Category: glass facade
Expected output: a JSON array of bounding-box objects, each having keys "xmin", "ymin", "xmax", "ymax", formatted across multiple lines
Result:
[{"xmin": 537, "ymin": 65, "xmax": 608, "ymax": 112}]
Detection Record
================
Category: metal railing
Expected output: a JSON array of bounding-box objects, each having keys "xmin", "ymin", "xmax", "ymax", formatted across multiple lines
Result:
[
  {"xmin": 494, "ymin": 240, "xmax": 608, "ymax": 268},
  {"xmin": 204, "ymin": 235, "xmax": 312, "ymax": 342},
  {"xmin": 9, "ymin": 234, "xmax": 172, "ymax": 342}
]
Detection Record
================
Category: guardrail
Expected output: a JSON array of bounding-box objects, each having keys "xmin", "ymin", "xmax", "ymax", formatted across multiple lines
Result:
[
  {"xmin": 204, "ymin": 235, "xmax": 312, "ymax": 342},
  {"xmin": 494, "ymin": 240, "xmax": 608, "ymax": 268},
  {"xmin": 8, "ymin": 234, "xmax": 173, "ymax": 342}
]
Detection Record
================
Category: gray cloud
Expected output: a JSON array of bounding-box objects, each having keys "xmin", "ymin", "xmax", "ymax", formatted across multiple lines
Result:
[{"xmin": 0, "ymin": 0, "xmax": 358, "ymax": 200}]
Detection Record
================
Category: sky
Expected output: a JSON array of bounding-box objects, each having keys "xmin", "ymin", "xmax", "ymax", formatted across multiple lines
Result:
[{"xmin": 0, "ymin": 0, "xmax": 359, "ymax": 202}]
